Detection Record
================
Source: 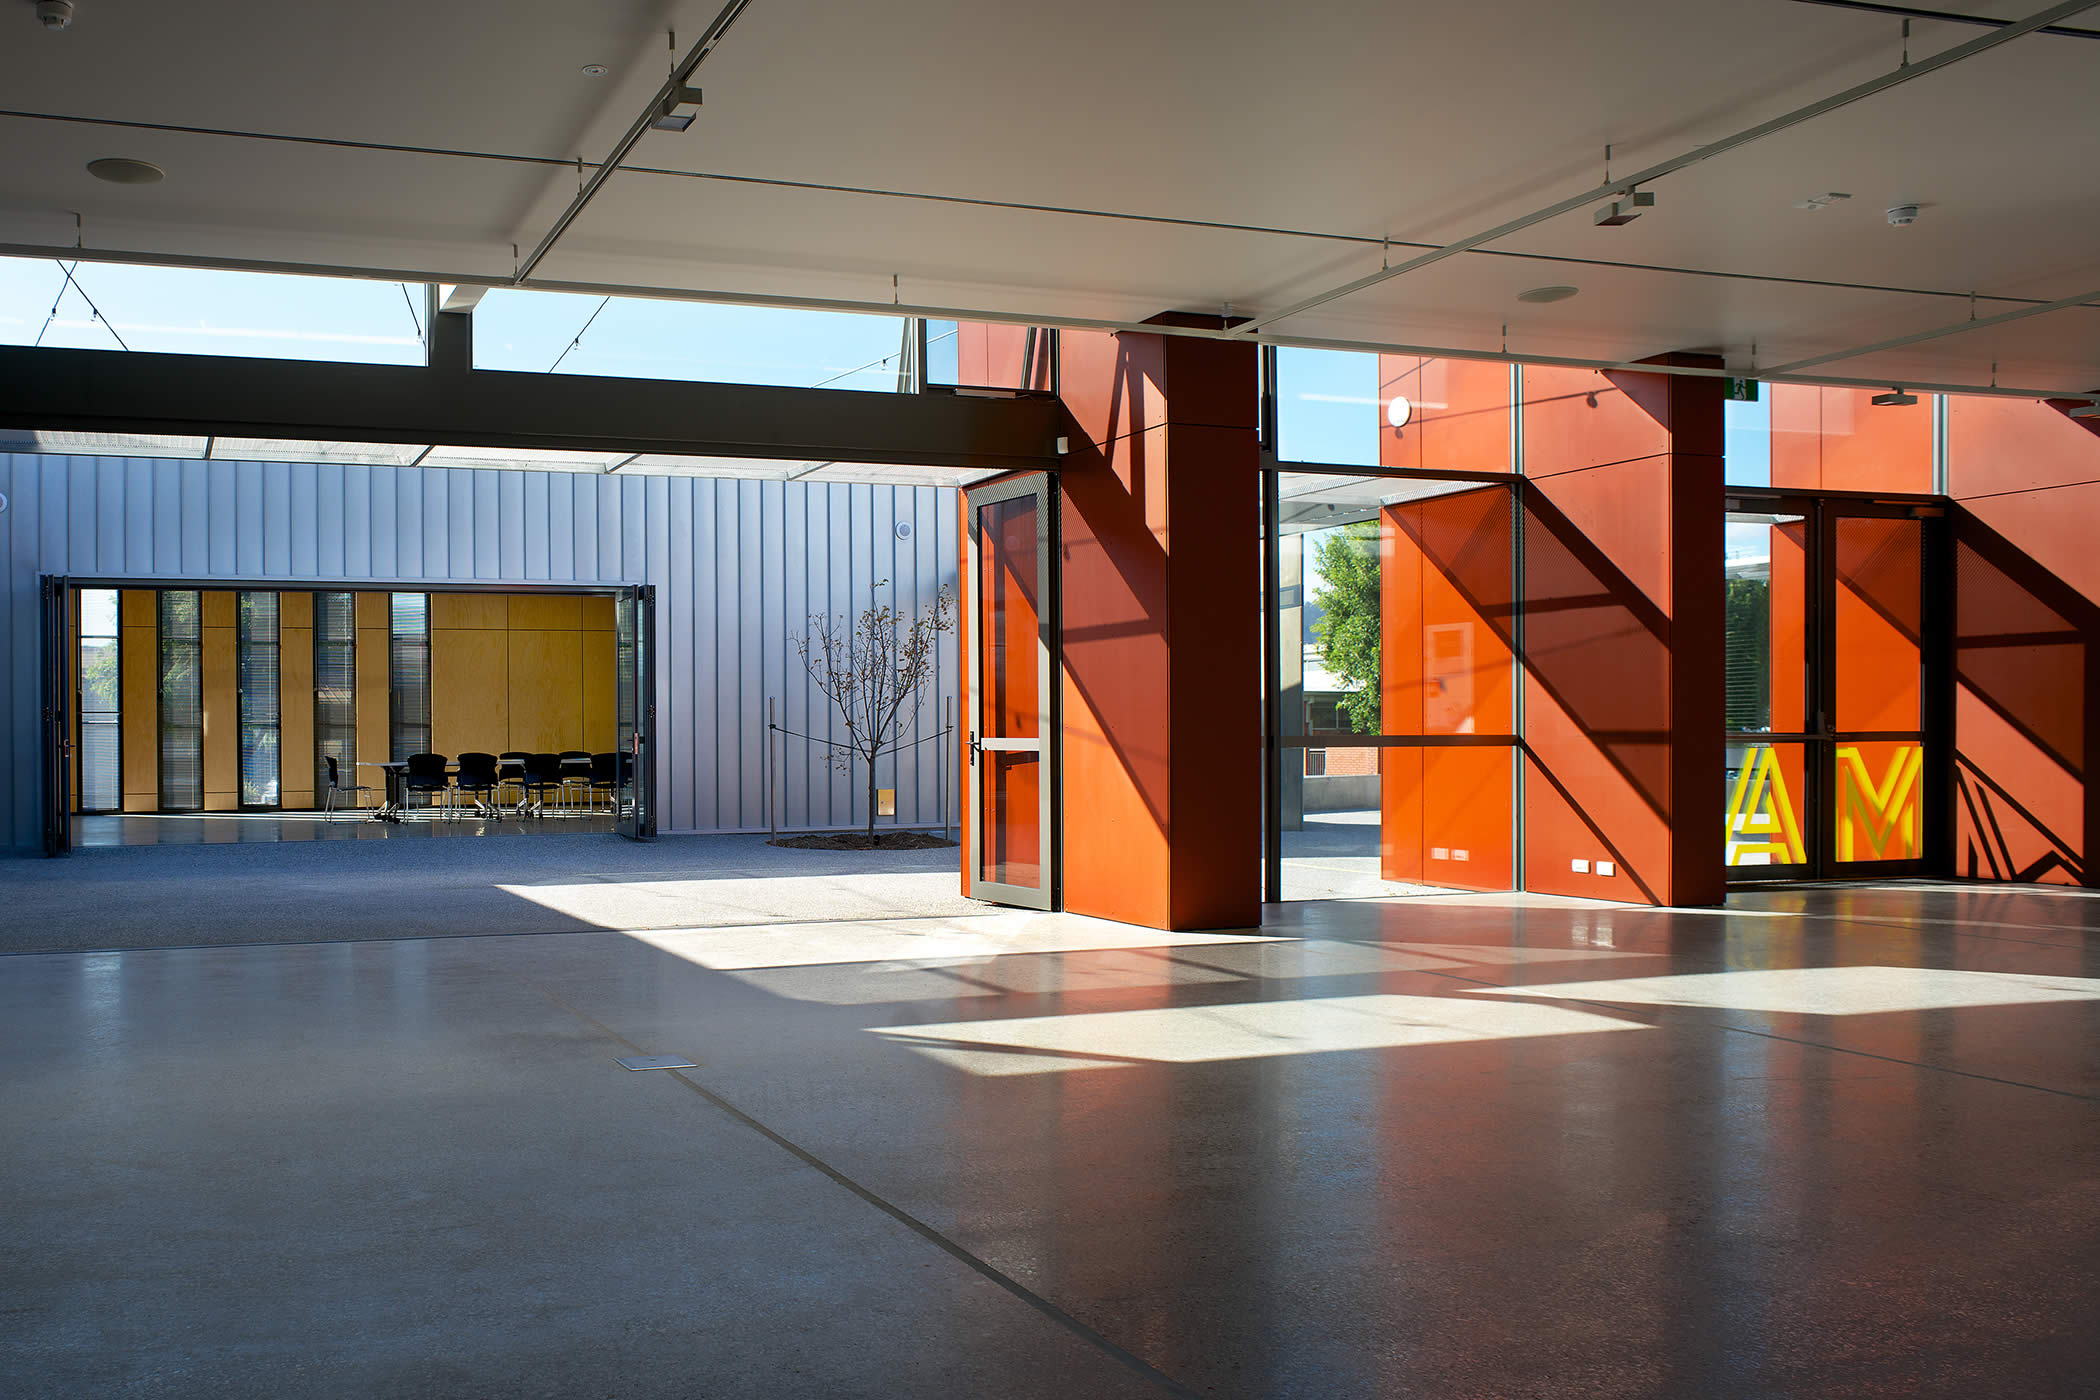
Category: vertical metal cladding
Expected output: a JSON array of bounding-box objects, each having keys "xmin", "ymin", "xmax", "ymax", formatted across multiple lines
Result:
[{"xmin": 0, "ymin": 454, "xmax": 960, "ymax": 850}]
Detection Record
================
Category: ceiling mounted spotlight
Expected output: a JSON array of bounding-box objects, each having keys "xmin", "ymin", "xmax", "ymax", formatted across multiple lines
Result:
[
  {"xmin": 1593, "ymin": 190, "xmax": 1654, "ymax": 227},
  {"xmin": 652, "ymin": 85, "xmax": 703, "ymax": 132},
  {"xmin": 1516, "ymin": 285, "xmax": 1579, "ymax": 304},
  {"xmin": 1872, "ymin": 389, "xmax": 1918, "ymax": 406},
  {"xmin": 86, "ymin": 157, "xmax": 164, "ymax": 185}
]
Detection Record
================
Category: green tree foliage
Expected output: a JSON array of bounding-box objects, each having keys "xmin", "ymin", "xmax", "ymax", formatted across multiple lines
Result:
[{"xmin": 1310, "ymin": 523, "xmax": 1380, "ymax": 733}]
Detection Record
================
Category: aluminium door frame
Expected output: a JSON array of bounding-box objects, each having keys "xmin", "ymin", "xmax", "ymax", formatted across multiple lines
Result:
[
  {"xmin": 1723, "ymin": 490, "xmax": 1945, "ymax": 884},
  {"xmin": 964, "ymin": 472, "xmax": 1059, "ymax": 911}
]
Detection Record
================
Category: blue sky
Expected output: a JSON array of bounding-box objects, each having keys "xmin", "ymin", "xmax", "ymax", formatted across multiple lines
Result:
[{"xmin": 2, "ymin": 253, "xmax": 1766, "ymax": 477}]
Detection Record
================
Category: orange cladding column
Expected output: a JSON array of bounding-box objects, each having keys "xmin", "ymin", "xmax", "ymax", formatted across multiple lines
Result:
[
  {"xmin": 1052, "ymin": 319, "xmax": 1262, "ymax": 929},
  {"xmin": 1519, "ymin": 359, "xmax": 1725, "ymax": 906},
  {"xmin": 1945, "ymin": 396, "xmax": 2100, "ymax": 885}
]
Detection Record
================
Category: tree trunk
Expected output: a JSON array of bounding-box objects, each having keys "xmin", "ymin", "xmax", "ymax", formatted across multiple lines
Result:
[{"xmin": 866, "ymin": 754, "xmax": 878, "ymax": 842}]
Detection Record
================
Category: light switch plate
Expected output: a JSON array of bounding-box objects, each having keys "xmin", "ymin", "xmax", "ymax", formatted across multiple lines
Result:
[
  {"xmin": 1571, "ymin": 858, "xmax": 1590, "ymax": 874},
  {"xmin": 1596, "ymin": 861, "xmax": 1615, "ymax": 877}
]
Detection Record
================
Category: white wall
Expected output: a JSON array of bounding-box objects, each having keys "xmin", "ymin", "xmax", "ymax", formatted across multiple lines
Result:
[{"xmin": 0, "ymin": 453, "xmax": 960, "ymax": 851}]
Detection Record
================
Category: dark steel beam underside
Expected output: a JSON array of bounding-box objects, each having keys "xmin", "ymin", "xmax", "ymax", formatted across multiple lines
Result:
[{"xmin": 0, "ymin": 345, "xmax": 1061, "ymax": 472}]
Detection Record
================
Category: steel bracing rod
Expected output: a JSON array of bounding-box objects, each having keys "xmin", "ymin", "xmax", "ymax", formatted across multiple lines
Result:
[
  {"xmin": 1, "ymin": 238, "xmax": 2093, "ymax": 403},
  {"xmin": 1764, "ymin": 285, "xmax": 2100, "ymax": 376},
  {"xmin": 1236, "ymin": 0, "xmax": 2100, "ymax": 336},
  {"xmin": 1783, "ymin": 0, "xmax": 2100, "ymax": 40},
  {"xmin": 514, "ymin": 0, "xmax": 755, "ymax": 283}
]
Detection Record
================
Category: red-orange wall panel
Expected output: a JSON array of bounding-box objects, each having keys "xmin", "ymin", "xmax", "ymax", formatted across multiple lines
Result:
[
  {"xmin": 1521, "ymin": 366, "xmax": 1671, "ymax": 477},
  {"xmin": 1949, "ymin": 394, "xmax": 2100, "ymax": 497}
]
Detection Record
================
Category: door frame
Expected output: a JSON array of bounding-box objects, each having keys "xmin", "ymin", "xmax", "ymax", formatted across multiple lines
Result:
[
  {"xmin": 964, "ymin": 472, "xmax": 1059, "ymax": 910},
  {"xmin": 41, "ymin": 574, "xmax": 73, "ymax": 857},
  {"xmin": 1725, "ymin": 491, "xmax": 1944, "ymax": 884},
  {"xmin": 616, "ymin": 583, "xmax": 657, "ymax": 841}
]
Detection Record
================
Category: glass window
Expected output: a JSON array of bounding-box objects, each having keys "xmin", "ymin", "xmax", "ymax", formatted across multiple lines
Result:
[
  {"xmin": 77, "ymin": 589, "xmax": 121, "ymax": 813},
  {"xmin": 1724, "ymin": 392, "xmax": 1772, "ymax": 487},
  {"xmin": 238, "ymin": 592, "xmax": 280, "ymax": 807},
  {"xmin": 472, "ymin": 289, "xmax": 916, "ymax": 391},
  {"xmin": 314, "ymin": 593, "xmax": 356, "ymax": 799},
  {"xmin": 389, "ymin": 593, "xmax": 430, "ymax": 761},
  {"xmin": 0, "ymin": 255, "xmax": 425, "ymax": 364},
  {"xmin": 158, "ymin": 591, "xmax": 202, "ymax": 811},
  {"xmin": 927, "ymin": 322, "xmax": 1056, "ymax": 391},
  {"xmin": 1275, "ymin": 347, "xmax": 1380, "ymax": 466}
]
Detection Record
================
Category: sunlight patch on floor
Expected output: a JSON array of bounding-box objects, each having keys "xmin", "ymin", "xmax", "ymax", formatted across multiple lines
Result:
[
  {"xmin": 873, "ymin": 993, "xmax": 1652, "ymax": 1075},
  {"xmin": 1468, "ymin": 965, "xmax": 2100, "ymax": 1015}
]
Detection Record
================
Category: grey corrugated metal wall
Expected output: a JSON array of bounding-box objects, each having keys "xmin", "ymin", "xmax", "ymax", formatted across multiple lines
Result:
[{"xmin": 0, "ymin": 453, "xmax": 960, "ymax": 852}]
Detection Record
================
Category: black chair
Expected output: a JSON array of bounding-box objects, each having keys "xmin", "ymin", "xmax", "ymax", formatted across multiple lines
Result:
[
  {"xmin": 403, "ymin": 752, "xmax": 451, "ymax": 817},
  {"xmin": 589, "ymin": 752, "xmax": 620, "ymax": 814},
  {"xmin": 455, "ymin": 752, "xmax": 501, "ymax": 816},
  {"xmin": 558, "ymin": 750, "xmax": 593, "ymax": 812},
  {"xmin": 520, "ymin": 753, "xmax": 565, "ymax": 816},
  {"xmin": 497, "ymin": 751, "xmax": 529, "ymax": 810},
  {"xmin": 321, "ymin": 755, "xmax": 374, "ymax": 822}
]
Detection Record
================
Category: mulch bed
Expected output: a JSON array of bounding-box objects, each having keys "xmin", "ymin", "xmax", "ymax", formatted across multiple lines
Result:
[{"xmin": 767, "ymin": 831, "xmax": 959, "ymax": 851}]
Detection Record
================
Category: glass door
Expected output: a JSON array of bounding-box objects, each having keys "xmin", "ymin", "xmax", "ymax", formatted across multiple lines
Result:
[
  {"xmin": 966, "ymin": 474, "xmax": 1055, "ymax": 910},
  {"xmin": 614, "ymin": 585, "xmax": 656, "ymax": 840},
  {"xmin": 1724, "ymin": 497, "xmax": 1936, "ymax": 880}
]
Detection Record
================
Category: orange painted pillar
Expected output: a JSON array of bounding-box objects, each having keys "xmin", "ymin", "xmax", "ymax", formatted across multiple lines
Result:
[
  {"xmin": 1051, "ymin": 318, "xmax": 1262, "ymax": 929},
  {"xmin": 1518, "ymin": 358, "xmax": 1725, "ymax": 906}
]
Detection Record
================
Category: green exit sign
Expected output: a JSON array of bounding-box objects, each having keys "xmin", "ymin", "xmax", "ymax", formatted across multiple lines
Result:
[{"xmin": 1724, "ymin": 378, "xmax": 1760, "ymax": 402}]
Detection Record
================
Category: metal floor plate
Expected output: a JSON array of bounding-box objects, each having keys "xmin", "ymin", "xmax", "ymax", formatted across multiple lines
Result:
[{"xmin": 615, "ymin": 1055, "xmax": 697, "ymax": 1071}]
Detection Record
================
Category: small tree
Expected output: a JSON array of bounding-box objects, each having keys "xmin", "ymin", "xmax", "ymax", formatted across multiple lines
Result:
[
  {"xmin": 1310, "ymin": 522, "xmax": 1381, "ymax": 732},
  {"xmin": 796, "ymin": 582, "xmax": 956, "ymax": 841}
]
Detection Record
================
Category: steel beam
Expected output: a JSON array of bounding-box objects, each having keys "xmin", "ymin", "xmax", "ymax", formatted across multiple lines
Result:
[
  {"xmin": 0, "ymin": 345, "xmax": 1062, "ymax": 471},
  {"xmin": 1763, "ymin": 285, "xmax": 2100, "ymax": 375}
]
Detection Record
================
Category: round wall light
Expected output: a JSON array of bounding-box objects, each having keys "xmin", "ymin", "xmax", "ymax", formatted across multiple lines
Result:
[
  {"xmin": 1516, "ymin": 284, "xmax": 1579, "ymax": 304},
  {"xmin": 1386, "ymin": 395, "xmax": 1413, "ymax": 429},
  {"xmin": 895, "ymin": 520, "xmax": 914, "ymax": 541},
  {"xmin": 87, "ymin": 157, "xmax": 164, "ymax": 185}
]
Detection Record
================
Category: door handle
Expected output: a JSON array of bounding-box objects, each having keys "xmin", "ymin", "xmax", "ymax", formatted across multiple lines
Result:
[{"xmin": 968, "ymin": 731, "xmax": 980, "ymax": 766}]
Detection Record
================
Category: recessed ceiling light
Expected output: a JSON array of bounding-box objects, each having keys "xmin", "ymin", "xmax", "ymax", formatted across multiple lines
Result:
[
  {"xmin": 580, "ymin": 64, "xmax": 608, "ymax": 76},
  {"xmin": 1517, "ymin": 285, "xmax": 1579, "ymax": 304},
  {"xmin": 86, "ymin": 157, "xmax": 164, "ymax": 185}
]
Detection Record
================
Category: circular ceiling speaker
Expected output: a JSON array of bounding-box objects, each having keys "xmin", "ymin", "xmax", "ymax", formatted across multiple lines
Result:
[
  {"xmin": 87, "ymin": 158, "xmax": 165, "ymax": 185},
  {"xmin": 1386, "ymin": 395, "xmax": 1413, "ymax": 429},
  {"xmin": 1516, "ymin": 285, "xmax": 1579, "ymax": 304}
]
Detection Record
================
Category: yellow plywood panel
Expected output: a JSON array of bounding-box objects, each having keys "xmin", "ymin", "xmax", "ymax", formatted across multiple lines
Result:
[
  {"xmin": 508, "ymin": 592, "xmax": 583, "ymax": 631},
  {"xmin": 356, "ymin": 626, "xmax": 389, "ymax": 801},
  {"xmin": 120, "ymin": 589, "xmax": 156, "ymax": 629},
  {"xmin": 281, "ymin": 626, "xmax": 315, "ymax": 807},
  {"xmin": 121, "ymin": 623, "xmax": 157, "ymax": 801},
  {"xmin": 581, "ymin": 594, "xmax": 616, "ymax": 631},
  {"xmin": 433, "ymin": 628, "xmax": 509, "ymax": 758},
  {"xmin": 279, "ymin": 590, "xmax": 312, "ymax": 629},
  {"xmin": 432, "ymin": 592, "xmax": 507, "ymax": 631},
  {"xmin": 582, "ymin": 629, "xmax": 616, "ymax": 752},
  {"xmin": 201, "ymin": 590, "xmax": 236, "ymax": 629},
  {"xmin": 508, "ymin": 629, "xmax": 583, "ymax": 752},
  {"xmin": 202, "ymin": 622, "xmax": 238, "ymax": 804},
  {"xmin": 355, "ymin": 591, "xmax": 390, "ymax": 630}
]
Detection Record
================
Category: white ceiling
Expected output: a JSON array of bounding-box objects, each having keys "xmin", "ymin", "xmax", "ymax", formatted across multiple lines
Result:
[{"xmin": 2, "ymin": 0, "xmax": 2098, "ymax": 394}]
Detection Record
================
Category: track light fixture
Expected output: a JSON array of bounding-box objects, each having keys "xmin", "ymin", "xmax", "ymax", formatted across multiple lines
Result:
[
  {"xmin": 1593, "ymin": 189, "xmax": 1654, "ymax": 227},
  {"xmin": 1872, "ymin": 389, "xmax": 1918, "ymax": 406},
  {"xmin": 2070, "ymin": 401, "xmax": 2100, "ymax": 419},
  {"xmin": 652, "ymin": 85, "xmax": 703, "ymax": 132}
]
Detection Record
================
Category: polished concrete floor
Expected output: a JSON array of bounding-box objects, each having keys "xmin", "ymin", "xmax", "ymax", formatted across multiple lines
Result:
[
  {"xmin": 1280, "ymin": 809, "xmax": 1451, "ymax": 901},
  {"xmin": 3, "ymin": 868, "xmax": 2097, "ymax": 1397}
]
